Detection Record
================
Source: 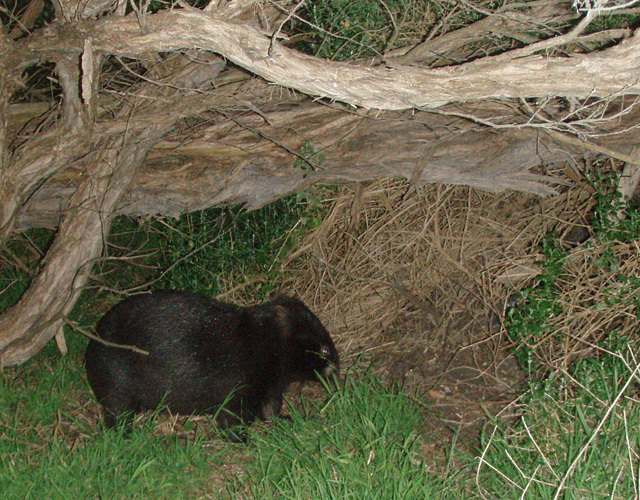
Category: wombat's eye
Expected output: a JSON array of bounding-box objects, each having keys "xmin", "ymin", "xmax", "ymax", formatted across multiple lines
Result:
[{"xmin": 320, "ymin": 346, "xmax": 331, "ymax": 358}]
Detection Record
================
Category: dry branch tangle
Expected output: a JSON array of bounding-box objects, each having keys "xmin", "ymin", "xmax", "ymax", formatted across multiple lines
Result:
[
  {"xmin": 3, "ymin": 2, "xmax": 640, "ymax": 367},
  {"xmin": 0, "ymin": 139, "xmax": 145, "ymax": 367},
  {"xmin": 23, "ymin": 9, "xmax": 640, "ymax": 110},
  {"xmin": 0, "ymin": 54, "xmax": 225, "ymax": 366}
]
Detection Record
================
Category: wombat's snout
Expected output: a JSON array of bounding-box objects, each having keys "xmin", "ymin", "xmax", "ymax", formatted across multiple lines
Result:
[{"xmin": 321, "ymin": 360, "xmax": 339, "ymax": 378}]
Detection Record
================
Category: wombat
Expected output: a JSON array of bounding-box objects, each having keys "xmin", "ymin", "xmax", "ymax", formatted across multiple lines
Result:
[{"xmin": 84, "ymin": 290, "xmax": 339, "ymax": 439}]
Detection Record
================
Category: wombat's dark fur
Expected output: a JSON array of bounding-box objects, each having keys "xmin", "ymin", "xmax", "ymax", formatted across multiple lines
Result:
[{"xmin": 85, "ymin": 290, "xmax": 339, "ymax": 438}]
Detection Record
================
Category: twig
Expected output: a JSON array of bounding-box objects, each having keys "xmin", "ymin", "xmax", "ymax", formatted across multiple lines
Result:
[
  {"xmin": 495, "ymin": 7, "xmax": 599, "ymax": 61},
  {"xmin": 218, "ymin": 110, "xmax": 321, "ymax": 171},
  {"xmin": 378, "ymin": 0, "xmax": 399, "ymax": 54},
  {"xmin": 552, "ymin": 355, "xmax": 640, "ymax": 499},
  {"xmin": 268, "ymin": 1, "xmax": 305, "ymax": 56},
  {"xmin": 574, "ymin": 0, "xmax": 640, "ymax": 12},
  {"xmin": 547, "ymin": 130, "xmax": 640, "ymax": 166},
  {"xmin": 61, "ymin": 315, "xmax": 149, "ymax": 355}
]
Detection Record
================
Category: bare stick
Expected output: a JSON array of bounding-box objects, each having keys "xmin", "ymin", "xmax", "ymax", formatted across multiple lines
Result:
[{"xmin": 62, "ymin": 316, "xmax": 149, "ymax": 355}]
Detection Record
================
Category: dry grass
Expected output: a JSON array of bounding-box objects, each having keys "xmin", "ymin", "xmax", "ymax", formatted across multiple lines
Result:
[
  {"xmin": 281, "ymin": 173, "xmax": 598, "ymax": 365},
  {"xmin": 515, "ymin": 229, "xmax": 640, "ymax": 374},
  {"xmin": 264, "ymin": 163, "xmax": 638, "ymax": 449}
]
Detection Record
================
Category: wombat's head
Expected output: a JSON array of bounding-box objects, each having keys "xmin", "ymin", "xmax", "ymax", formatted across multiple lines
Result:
[{"xmin": 272, "ymin": 295, "xmax": 340, "ymax": 382}]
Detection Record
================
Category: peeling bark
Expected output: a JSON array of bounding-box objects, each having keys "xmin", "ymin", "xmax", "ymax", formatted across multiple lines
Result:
[{"xmin": 19, "ymin": 9, "xmax": 640, "ymax": 110}]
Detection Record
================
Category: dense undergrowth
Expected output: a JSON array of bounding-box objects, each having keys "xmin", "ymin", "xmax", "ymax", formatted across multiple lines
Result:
[
  {"xmin": 97, "ymin": 191, "xmax": 326, "ymax": 301},
  {"xmin": 477, "ymin": 173, "xmax": 640, "ymax": 499}
]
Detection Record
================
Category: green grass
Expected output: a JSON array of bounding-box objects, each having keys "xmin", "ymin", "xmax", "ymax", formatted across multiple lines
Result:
[
  {"xmin": 244, "ymin": 371, "xmax": 452, "ymax": 499},
  {"xmin": 6, "ymin": 332, "xmax": 638, "ymax": 499},
  {"xmin": 476, "ymin": 345, "xmax": 640, "ymax": 499},
  {"xmin": 477, "ymin": 171, "xmax": 640, "ymax": 499},
  {"xmin": 0, "ymin": 425, "xmax": 226, "ymax": 499},
  {"xmin": 0, "ymin": 348, "xmax": 454, "ymax": 498}
]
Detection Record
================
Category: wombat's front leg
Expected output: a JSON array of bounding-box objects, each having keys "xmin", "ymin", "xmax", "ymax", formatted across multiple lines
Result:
[
  {"xmin": 258, "ymin": 392, "xmax": 283, "ymax": 422},
  {"xmin": 100, "ymin": 392, "xmax": 137, "ymax": 431}
]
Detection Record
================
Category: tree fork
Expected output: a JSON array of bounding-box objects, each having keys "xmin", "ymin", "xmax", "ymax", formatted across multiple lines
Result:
[
  {"xmin": 0, "ymin": 136, "xmax": 146, "ymax": 366},
  {"xmin": 0, "ymin": 54, "xmax": 225, "ymax": 366}
]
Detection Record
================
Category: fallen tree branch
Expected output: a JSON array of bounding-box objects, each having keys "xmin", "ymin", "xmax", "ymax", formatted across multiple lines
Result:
[
  {"xmin": 14, "ymin": 101, "xmax": 603, "ymax": 231},
  {"xmin": 18, "ymin": 8, "xmax": 640, "ymax": 111}
]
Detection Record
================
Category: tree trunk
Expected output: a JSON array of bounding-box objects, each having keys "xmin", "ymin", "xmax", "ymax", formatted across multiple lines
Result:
[{"xmin": 0, "ymin": 53, "xmax": 225, "ymax": 365}]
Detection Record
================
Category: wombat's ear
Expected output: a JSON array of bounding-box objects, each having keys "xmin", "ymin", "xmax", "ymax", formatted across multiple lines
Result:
[
  {"xmin": 269, "ymin": 291, "xmax": 286, "ymax": 303},
  {"xmin": 273, "ymin": 305, "xmax": 293, "ymax": 339}
]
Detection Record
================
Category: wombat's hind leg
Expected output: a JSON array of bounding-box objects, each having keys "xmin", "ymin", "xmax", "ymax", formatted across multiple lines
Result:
[{"xmin": 100, "ymin": 393, "xmax": 137, "ymax": 431}]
